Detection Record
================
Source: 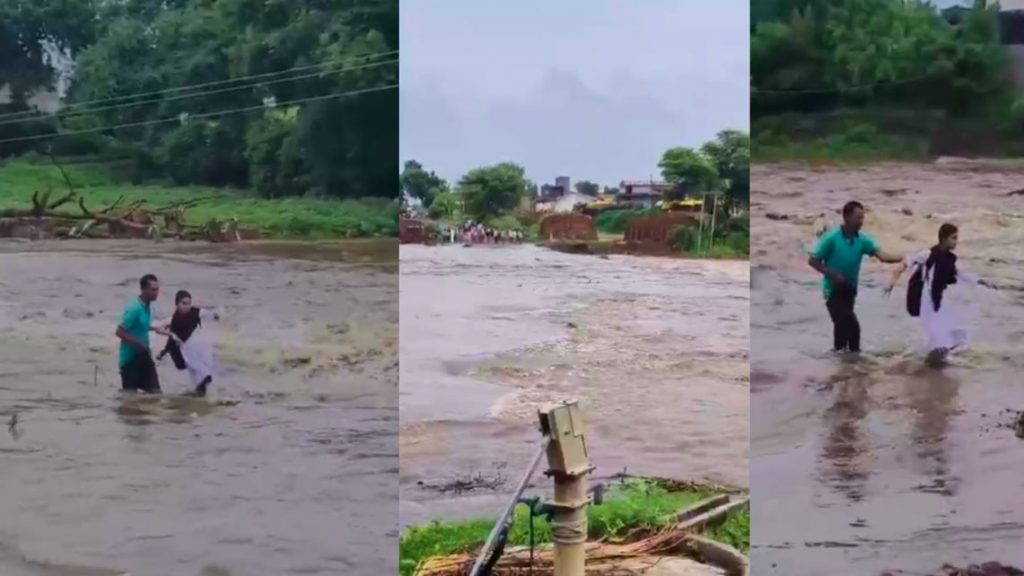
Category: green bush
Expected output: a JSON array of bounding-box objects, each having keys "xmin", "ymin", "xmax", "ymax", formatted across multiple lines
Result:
[
  {"xmin": 671, "ymin": 216, "xmax": 749, "ymax": 257},
  {"xmin": 160, "ymin": 121, "xmax": 247, "ymax": 187},
  {"xmin": 594, "ymin": 209, "xmax": 658, "ymax": 234}
]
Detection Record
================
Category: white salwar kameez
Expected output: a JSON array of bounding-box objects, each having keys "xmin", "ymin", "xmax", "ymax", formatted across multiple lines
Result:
[
  {"xmin": 906, "ymin": 249, "xmax": 979, "ymax": 354},
  {"xmin": 174, "ymin": 308, "xmax": 217, "ymax": 385}
]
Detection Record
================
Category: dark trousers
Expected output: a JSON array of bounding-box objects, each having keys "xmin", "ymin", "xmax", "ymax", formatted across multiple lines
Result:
[
  {"xmin": 826, "ymin": 288, "xmax": 860, "ymax": 352},
  {"xmin": 120, "ymin": 352, "xmax": 161, "ymax": 393}
]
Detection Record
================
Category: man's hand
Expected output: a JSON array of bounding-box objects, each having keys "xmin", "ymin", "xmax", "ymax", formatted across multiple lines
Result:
[
  {"xmin": 154, "ymin": 326, "xmax": 170, "ymax": 337},
  {"xmin": 826, "ymin": 269, "xmax": 847, "ymax": 287}
]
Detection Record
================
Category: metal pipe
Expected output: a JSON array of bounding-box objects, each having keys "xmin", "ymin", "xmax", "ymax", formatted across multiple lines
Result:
[{"xmin": 468, "ymin": 438, "xmax": 551, "ymax": 576}]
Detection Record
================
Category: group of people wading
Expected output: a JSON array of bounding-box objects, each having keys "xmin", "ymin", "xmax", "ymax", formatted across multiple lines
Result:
[
  {"xmin": 808, "ymin": 201, "xmax": 993, "ymax": 365},
  {"xmin": 436, "ymin": 221, "xmax": 526, "ymax": 245}
]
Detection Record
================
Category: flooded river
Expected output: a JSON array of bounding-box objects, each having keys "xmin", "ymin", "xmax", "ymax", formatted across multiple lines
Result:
[
  {"xmin": 399, "ymin": 244, "xmax": 749, "ymax": 527},
  {"xmin": 0, "ymin": 240, "xmax": 398, "ymax": 576},
  {"xmin": 750, "ymin": 162, "xmax": 1024, "ymax": 575}
]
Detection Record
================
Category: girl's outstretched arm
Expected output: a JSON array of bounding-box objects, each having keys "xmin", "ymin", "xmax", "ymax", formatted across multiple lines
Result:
[{"xmin": 199, "ymin": 307, "xmax": 221, "ymax": 321}]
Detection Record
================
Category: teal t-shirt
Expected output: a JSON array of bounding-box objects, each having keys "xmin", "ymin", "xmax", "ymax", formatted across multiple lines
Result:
[
  {"xmin": 118, "ymin": 298, "xmax": 152, "ymax": 367},
  {"xmin": 813, "ymin": 227, "xmax": 879, "ymax": 298}
]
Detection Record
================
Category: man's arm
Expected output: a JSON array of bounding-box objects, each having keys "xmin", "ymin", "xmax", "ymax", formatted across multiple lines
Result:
[
  {"xmin": 115, "ymin": 306, "xmax": 148, "ymax": 352},
  {"xmin": 115, "ymin": 325, "xmax": 148, "ymax": 351},
  {"xmin": 873, "ymin": 249, "xmax": 904, "ymax": 264},
  {"xmin": 808, "ymin": 235, "xmax": 846, "ymax": 285}
]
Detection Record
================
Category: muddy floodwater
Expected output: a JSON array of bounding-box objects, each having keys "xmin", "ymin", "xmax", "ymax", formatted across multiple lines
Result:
[
  {"xmin": 751, "ymin": 162, "xmax": 1024, "ymax": 575},
  {"xmin": 0, "ymin": 240, "xmax": 398, "ymax": 576},
  {"xmin": 399, "ymin": 244, "xmax": 749, "ymax": 527}
]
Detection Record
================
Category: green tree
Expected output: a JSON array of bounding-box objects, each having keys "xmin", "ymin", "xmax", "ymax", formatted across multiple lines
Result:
[
  {"xmin": 0, "ymin": 0, "xmax": 98, "ymax": 106},
  {"xmin": 458, "ymin": 162, "xmax": 529, "ymax": 222},
  {"xmin": 574, "ymin": 180, "xmax": 600, "ymax": 196},
  {"xmin": 701, "ymin": 130, "xmax": 750, "ymax": 207},
  {"xmin": 658, "ymin": 148, "xmax": 720, "ymax": 200},
  {"xmin": 428, "ymin": 191, "xmax": 460, "ymax": 220},
  {"xmin": 400, "ymin": 160, "xmax": 449, "ymax": 206},
  {"xmin": 58, "ymin": 0, "xmax": 398, "ymax": 198},
  {"xmin": 751, "ymin": 0, "xmax": 1011, "ymax": 119}
]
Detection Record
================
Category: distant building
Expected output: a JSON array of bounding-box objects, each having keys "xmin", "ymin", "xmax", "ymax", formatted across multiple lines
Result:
[
  {"xmin": 617, "ymin": 180, "xmax": 681, "ymax": 209},
  {"xmin": 540, "ymin": 176, "xmax": 571, "ymax": 200}
]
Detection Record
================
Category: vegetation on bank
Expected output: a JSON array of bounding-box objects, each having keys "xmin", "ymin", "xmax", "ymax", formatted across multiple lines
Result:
[
  {"xmin": 399, "ymin": 480, "xmax": 750, "ymax": 576},
  {"xmin": 402, "ymin": 131, "xmax": 749, "ymax": 226},
  {"xmin": 673, "ymin": 215, "xmax": 750, "ymax": 259},
  {"xmin": 0, "ymin": 160, "xmax": 399, "ymax": 239},
  {"xmin": 752, "ymin": 0, "xmax": 1023, "ymax": 162},
  {"xmin": 594, "ymin": 209, "xmax": 749, "ymax": 259},
  {"xmin": 1, "ymin": 0, "xmax": 397, "ymax": 200}
]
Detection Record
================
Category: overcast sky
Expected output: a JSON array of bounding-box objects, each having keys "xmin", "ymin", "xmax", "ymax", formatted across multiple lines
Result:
[{"xmin": 399, "ymin": 0, "xmax": 749, "ymax": 188}]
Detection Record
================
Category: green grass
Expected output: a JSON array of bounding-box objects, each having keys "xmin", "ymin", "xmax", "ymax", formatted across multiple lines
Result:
[
  {"xmin": 672, "ymin": 216, "xmax": 749, "ymax": 260},
  {"xmin": 751, "ymin": 109, "xmax": 936, "ymax": 164},
  {"xmin": 399, "ymin": 480, "xmax": 748, "ymax": 576},
  {"xmin": 704, "ymin": 503, "xmax": 749, "ymax": 552},
  {"xmin": 0, "ymin": 160, "xmax": 398, "ymax": 238}
]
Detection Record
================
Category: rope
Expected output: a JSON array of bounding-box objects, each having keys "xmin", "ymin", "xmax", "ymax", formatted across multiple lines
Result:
[{"xmin": 552, "ymin": 517, "xmax": 588, "ymax": 545}]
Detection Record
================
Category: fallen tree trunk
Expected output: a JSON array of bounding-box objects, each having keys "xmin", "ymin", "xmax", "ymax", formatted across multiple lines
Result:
[{"xmin": 0, "ymin": 194, "xmax": 255, "ymax": 242}]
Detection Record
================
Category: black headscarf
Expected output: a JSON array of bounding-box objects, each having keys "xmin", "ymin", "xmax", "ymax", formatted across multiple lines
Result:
[
  {"xmin": 170, "ymin": 290, "xmax": 202, "ymax": 342},
  {"xmin": 925, "ymin": 246, "xmax": 957, "ymax": 311}
]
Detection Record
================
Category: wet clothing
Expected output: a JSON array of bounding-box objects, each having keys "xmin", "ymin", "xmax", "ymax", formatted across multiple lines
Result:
[
  {"xmin": 120, "ymin": 349, "xmax": 160, "ymax": 393},
  {"xmin": 905, "ymin": 248, "xmax": 978, "ymax": 355},
  {"xmin": 118, "ymin": 297, "xmax": 152, "ymax": 368},
  {"xmin": 159, "ymin": 307, "xmax": 217, "ymax": 387},
  {"xmin": 826, "ymin": 285, "xmax": 861, "ymax": 352},
  {"xmin": 813, "ymin": 227, "xmax": 880, "ymax": 299}
]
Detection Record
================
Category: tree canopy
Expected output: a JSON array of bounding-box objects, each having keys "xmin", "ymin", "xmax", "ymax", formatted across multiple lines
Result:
[
  {"xmin": 457, "ymin": 162, "xmax": 529, "ymax": 222},
  {"xmin": 751, "ymin": 0, "xmax": 1010, "ymax": 119},
  {"xmin": 400, "ymin": 160, "xmax": 449, "ymax": 206},
  {"xmin": 1, "ymin": 0, "xmax": 398, "ymax": 199}
]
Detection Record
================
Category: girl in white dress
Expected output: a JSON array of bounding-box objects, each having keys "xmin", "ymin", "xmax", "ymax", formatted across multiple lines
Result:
[
  {"xmin": 885, "ymin": 223, "xmax": 989, "ymax": 365},
  {"xmin": 156, "ymin": 290, "xmax": 220, "ymax": 396}
]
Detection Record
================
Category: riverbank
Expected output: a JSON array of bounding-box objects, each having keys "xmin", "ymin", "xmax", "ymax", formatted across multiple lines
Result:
[
  {"xmin": 751, "ymin": 110, "xmax": 1024, "ymax": 165},
  {"xmin": 544, "ymin": 239, "xmax": 748, "ymax": 260},
  {"xmin": 0, "ymin": 160, "xmax": 399, "ymax": 238},
  {"xmin": 401, "ymin": 479, "xmax": 749, "ymax": 576}
]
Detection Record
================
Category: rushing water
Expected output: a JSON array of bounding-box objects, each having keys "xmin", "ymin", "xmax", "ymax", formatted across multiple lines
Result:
[
  {"xmin": 399, "ymin": 244, "xmax": 749, "ymax": 527},
  {"xmin": 750, "ymin": 162, "xmax": 1024, "ymax": 575},
  {"xmin": 0, "ymin": 240, "xmax": 398, "ymax": 576}
]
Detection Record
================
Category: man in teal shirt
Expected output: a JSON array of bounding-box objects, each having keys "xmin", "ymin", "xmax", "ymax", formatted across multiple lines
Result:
[
  {"xmin": 116, "ymin": 274, "xmax": 165, "ymax": 393},
  {"xmin": 808, "ymin": 201, "xmax": 902, "ymax": 352}
]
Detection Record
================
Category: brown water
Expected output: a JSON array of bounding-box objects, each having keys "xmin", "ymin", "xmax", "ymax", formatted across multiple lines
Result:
[
  {"xmin": 399, "ymin": 244, "xmax": 749, "ymax": 527},
  {"xmin": 0, "ymin": 240, "xmax": 398, "ymax": 576},
  {"xmin": 751, "ymin": 162, "xmax": 1024, "ymax": 575}
]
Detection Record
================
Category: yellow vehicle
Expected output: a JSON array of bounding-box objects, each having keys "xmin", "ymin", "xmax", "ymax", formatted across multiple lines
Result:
[
  {"xmin": 657, "ymin": 198, "xmax": 703, "ymax": 213},
  {"xmin": 579, "ymin": 196, "xmax": 620, "ymax": 216}
]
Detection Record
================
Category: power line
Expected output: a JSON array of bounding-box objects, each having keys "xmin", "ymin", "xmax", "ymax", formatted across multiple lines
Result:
[
  {"xmin": 751, "ymin": 71, "xmax": 939, "ymax": 95},
  {"xmin": 0, "ymin": 49, "xmax": 398, "ymax": 122},
  {"xmin": 0, "ymin": 58, "xmax": 398, "ymax": 128},
  {"xmin": 0, "ymin": 84, "xmax": 398, "ymax": 146}
]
